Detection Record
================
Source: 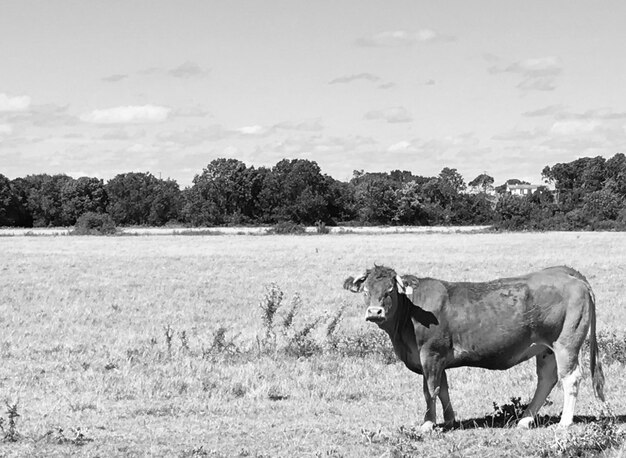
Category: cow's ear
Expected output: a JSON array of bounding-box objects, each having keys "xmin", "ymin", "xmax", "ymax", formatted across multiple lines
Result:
[
  {"xmin": 343, "ymin": 275, "xmax": 366, "ymax": 293},
  {"xmin": 395, "ymin": 275, "xmax": 405, "ymax": 294}
]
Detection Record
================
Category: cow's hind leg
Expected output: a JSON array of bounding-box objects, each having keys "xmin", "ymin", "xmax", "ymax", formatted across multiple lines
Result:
[
  {"xmin": 518, "ymin": 349, "xmax": 557, "ymax": 429},
  {"xmin": 555, "ymin": 343, "xmax": 583, "ymax": 428},
  {"xmin": 438, "ymin": 371, "xmax": 455, "ymax": 427}
]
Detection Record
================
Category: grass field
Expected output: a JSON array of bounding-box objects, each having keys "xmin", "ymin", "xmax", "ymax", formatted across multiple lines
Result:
[{"xmin": 0, "ymin": 232, "xmax": 625, "ymax": 457}]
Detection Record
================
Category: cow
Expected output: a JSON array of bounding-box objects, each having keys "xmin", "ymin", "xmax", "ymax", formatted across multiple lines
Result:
[{"xmin": 343, "ymin": 265, "xmax": 605, "ymax": 431}]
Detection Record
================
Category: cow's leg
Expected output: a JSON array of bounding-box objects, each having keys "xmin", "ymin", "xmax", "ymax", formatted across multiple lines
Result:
[
  {"xmin": 555, "ymin": 343, "xmax": 582, "ymax": 428},
  {"xmin": 438, "ymin": 370, "xmax": 455, "ymax": 427},
  {"xmin": 421, "ymin": 358, "xmax": 445, "ymax": 432},
  {"xmin": 518, "ymin": 350, "xmax": 557, "ymax": 429}
]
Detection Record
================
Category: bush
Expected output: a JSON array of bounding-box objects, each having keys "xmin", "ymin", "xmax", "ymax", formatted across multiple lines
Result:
[{"xmin": 72, "ymin": 212, "xmax": 117, "ymax": 235}]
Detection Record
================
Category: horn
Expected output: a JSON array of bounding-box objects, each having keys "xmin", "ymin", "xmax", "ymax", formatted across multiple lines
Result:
[{"xmin": 395, "ymin": 275, "xmax": 405, "ymax": 293}]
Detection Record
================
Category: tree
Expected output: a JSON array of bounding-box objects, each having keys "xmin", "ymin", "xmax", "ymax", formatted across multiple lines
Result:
[
  {"xmin": 353, "ymin": 175, "xmax": 398, "ymax": 224},
  {"xmin": 0, "ymin": 174, "xmax": 17, "ymax": 226},
  {"xmin": 468, "ymin": 173, "xmax": 495, "ymax": 194},
  {"xmin": 60, "ymin": 177, "xmax": 108, "ymax": 224},
  {"xmin": 106, "ymin": 172, "xmax": 181, "ymax": 225},
  {"xmin": 13, "ymin": 174, "xmax": 75, "ymax": 226},
  {"xmin": 259, "ymin": 159, "xmax": 330, "ymax": 224},
  {"xmin": 393, "ymin": 181, "xmax": 429, "ymax": 225},
  {"xmin": 6, "ymin": 177, "xmax": 33, "ymax": 227},
  {"xmin": 183, "ymin": 159, "xmax": 264, "ymax": 225}
]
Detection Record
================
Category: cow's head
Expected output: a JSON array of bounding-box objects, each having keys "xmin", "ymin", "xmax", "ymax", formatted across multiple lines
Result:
[{"xmin": 343, "ymin": 265, "xmax": 406, "ymax": 326}]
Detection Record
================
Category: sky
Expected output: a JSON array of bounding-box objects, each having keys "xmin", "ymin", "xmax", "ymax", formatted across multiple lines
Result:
[{"xmin": 2, "ymin": 1, "xmax": 626, "ymax": 187}]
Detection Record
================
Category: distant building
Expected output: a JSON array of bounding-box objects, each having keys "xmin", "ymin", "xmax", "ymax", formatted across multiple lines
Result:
[{"xmin": 506, "ymin": 184, "xmax": 541, "ymax": 196}]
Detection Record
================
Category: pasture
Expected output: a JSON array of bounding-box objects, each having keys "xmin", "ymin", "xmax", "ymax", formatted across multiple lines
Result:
[{"xmin": 0, "ymin": 231, "xmax": 625, "ymax": 457}]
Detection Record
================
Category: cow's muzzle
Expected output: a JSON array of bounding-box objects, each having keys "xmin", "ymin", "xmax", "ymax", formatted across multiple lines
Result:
[{"xmin": 365, "ymin": 306, "xmax": 385, "ymax": 323}]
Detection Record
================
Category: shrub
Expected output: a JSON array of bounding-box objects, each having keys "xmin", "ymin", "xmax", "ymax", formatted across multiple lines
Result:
[{"xmin": 72, "ymin": 212, "xmax": 117, "ymax": 235}]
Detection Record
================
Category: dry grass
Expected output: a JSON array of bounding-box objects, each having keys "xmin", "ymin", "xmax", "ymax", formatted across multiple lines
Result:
[{"xmin": 0, "ymin": 232, "xmax": 625, "ymax": 456}]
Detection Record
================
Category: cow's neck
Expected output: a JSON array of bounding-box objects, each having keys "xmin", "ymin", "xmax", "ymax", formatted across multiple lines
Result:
[{"xmin": 382, "ymin": 293, "xmax": 415, "ymax": 366}]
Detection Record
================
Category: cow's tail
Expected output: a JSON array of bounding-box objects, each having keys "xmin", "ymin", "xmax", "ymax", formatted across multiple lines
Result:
[{"xmin": 587, "ymin": 286, "xmax": 606, "ymax": 402}]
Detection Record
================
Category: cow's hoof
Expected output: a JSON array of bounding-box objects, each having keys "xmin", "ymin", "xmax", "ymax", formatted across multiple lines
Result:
[
  {"xmin": 443, "ymin": 419, "xmax": 456, "ymax": 429},
  {"xmin": 420, "ymin": 421, "xmax": 435, "ymax": 433},
  {"xmin": 517, "ymin": 417, "xmax": 534, "ymax": 429}
]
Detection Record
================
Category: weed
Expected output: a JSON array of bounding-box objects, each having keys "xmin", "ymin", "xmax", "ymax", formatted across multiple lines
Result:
[
  {"xmin": 0, "ymin": 402, "xmax": 20, "ymax": 442},
  {"xmin": 44, "ymin": 427, "xmax": 93, "ymax": 446},
  {"xmin": 267, "ymin": 385, "xmax": 289, "ymax": 401},
  {"xmin": 202, "ymin": 326, "xmax": 240, "ymax": 360},
  {"xmin": 259, "ymin": 282, "xmax": 283, "ymax": 340},
  {"xmin": 281, "ymin": 292, "xmax": 301, "ymax": 331},
  {"xmin": 164, "ymin": 324, "xmax": 174, "ymax": 353},
  {"xmin": 325, "ymin": 304, "xmax": 346, "ymax": 339},
  {"xmin": 540, "ymin": 420, "xmax": 626, "ymax": 457},
  {"xmin": 179, "ymin": 330, "xmax": 190, "ymax": 352},
  {"xmin": 230, "ymin": 382, "xmax": 247, "ymax": 398},
  {"xmin": 487, "ymin": 397, "xmax": 528, "ymax": 427},
  {"xmin": 284, "ymin": 315, "xmax": 323, "ymax": 358}
]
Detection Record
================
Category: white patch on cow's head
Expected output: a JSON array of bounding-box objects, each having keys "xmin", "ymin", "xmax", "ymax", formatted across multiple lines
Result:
[{"xmin": 405, "ymin": 285, "xmax": 414, "ymax": 297}]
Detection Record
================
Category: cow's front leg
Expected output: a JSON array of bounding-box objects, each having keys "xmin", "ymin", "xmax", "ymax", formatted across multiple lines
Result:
[{"xmin": 421, "ymin": 358, "xmax": 445, "ymax": 432}]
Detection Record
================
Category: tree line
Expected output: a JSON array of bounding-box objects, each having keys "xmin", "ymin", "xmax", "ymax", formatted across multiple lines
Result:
[{"xmin": 1, "ymin": 154, "xmax": 626, "ymax": 230}]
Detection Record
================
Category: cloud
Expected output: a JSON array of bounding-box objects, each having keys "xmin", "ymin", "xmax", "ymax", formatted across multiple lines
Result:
[
  {"xmin": 274, "ymin": 119, "xmax": 323, "ymax": 131},
  {"xmin": 102, "ymin": 74, "xmax": 128, "ymax": 83},
  {"xmin": 138, "ymin": 62, "xmax": 209, "ymax": 79},
  {"xmin": 522, "ymin": 105, "xmax": 564, "ymax": 117},
  {"xmin": 157, "ymin": 125, "xmax": 228, "ymax": 146},
  {"xmin": 505, "ymin": 57, "xmax": 562, "ymax": 77},
  {"xmin": 236, "ymin": 125, "xmax": 270, "ymax": 136},
  {"xmin": 378, "ymin": 82, "xmax": 396, "ymax": 90},
  {"xmin": 387, "ymin": 140, "xmax": 415, "ymax": 152},
  {"xmin": 100, "ymin": 128, "xmax": 145, "ymax": 140},
  {"xmin": 329, "ymin": 73, "xmax": 381, "ymax": 84},
  {"xmin": 517, "ymin": 77, "xmax": 557, "ymax": 92},
  {"xmin": 492, "ymin": 128, "xmax": 547, "ymax": 141},
  {"xmin": 557, "ymin": 108, "xmax": 626, "ymax": 120},
  {"xmin": 489, "ymin": 56, "xmax": 562, "ymax": 92},
  {"xmin": 168, "ymin": 61, "xmax": 208, "ymax": 78},
  {"xmin": 356, "ymin": 29, "xmax": 455, "ymax": 47},
  {"xmin": 80, "ymin": 105, "xmax": 170, "ymax": 124},
  {"xmin": 0, "ymin": 123, "xmax": 13, "ymax": 136},
  {"xmin": 172, "ymin": 105, "xmax": 211, "ymax": 118},
  {"xmin": 3, "ymin": 104, "xmax": 77, "ymax": 127},
  {"xmin": 364, "ymin": 106, "xmax": 413, "ymax": 123},
  {"xmin": 424, "ymin": 79, "xmax": 436, "ymax": 86},
  {"xmin": 126, "ymin": 143, "xmax": 159, "ymax": 154},
  {"xmin": 0, "ymin": 93, "xmax": 31, "ymax": 112},
  {"xmin": 550, "ymin": 120, "xmax": 602, "ymax": 135}
]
